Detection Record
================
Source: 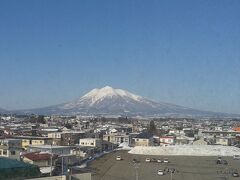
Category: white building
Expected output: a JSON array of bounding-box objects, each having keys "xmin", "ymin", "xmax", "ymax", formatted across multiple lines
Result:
[
  {"xmin": 79, "ymin": 138, "xmax": 102, "ymax": 148},
  {"xmin": 160, "ymin": 136, "xmax": 175, "ymax": 145}
]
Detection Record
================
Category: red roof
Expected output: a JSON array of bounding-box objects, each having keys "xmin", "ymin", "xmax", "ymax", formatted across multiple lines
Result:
[
  {"xmin": 234, "ymin": 127, "xmax": 240, "ymax": 132},
  {"xmin": 23, "ymin": 152, "xmax": 58, "ymax": 161}
]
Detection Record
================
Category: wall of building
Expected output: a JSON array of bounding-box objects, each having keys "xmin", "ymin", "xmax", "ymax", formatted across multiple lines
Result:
[{"xmin": 134, "ymin": 139, "xmax": 150, "ymax": 146}]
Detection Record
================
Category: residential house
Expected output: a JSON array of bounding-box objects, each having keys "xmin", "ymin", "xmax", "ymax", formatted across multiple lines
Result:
[
  {"xmin": 0, "ymin": 145, "xmax": 21, "ymax": 160},
  {"xmin": 0, "ymin": 138, "xmax": 22, "ymax": 148},
  {"xmin": 79, "ymin": 138, "xmax": 102, "ymax": 149},
  {"xmin": 103, "ymin": 132, "xmax": 131, "ymax": 145},
  {"xmin": 160, "ymin": 136, "xmax": 176, "ymax": 145},
  {"xmin": 13, "ymin": 136, "xmax": 53, "ymax": 149},
  {"xmin": 22, "ymin": 152, "xmax": 58, "ymax": 167},
  {"xmin": 132, "ymin": 132, "xmax": 153, "ymax": 147},
  {"xmin": 48, "ymin": 131, "xmax": 86, "ymax": 146}
]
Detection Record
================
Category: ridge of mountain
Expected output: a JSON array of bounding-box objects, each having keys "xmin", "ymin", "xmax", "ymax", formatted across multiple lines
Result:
[{"xmin": 13, "ymin": 86, "xmax": 239, "ymax": 118}]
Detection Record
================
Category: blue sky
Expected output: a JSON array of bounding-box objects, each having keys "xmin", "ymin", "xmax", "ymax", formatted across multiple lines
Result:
[{"xmin": 0, "ymin": 0, "xmax": 240, "ymax": 113}]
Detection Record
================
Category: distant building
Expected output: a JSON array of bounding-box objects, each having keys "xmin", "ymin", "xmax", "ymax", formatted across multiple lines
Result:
[
  {"xmin": 103, "ymin": 132, "xmax": 131, "ymax": 145},
  {"xmin": 132, "ymin": 132, "xmax": 153, "ymax": 147},
  {"xmin": 79, "ymin": 138, "xmax": 102, "ymax": 149},
  {"xmin": 0, "ymin": 145, "xmax": 22, "ymax": 160},
  {"xmin": 160, "ymin": 136, "xmax": 176, "ymax": 145},
  {"xmin": 233, "ymin": 127, "xmax": 240, "ymax": 132},
  {"xmin": 12, "ymin": 136, "xmax": 53, "ymax": 149},
  {"xmin": 215, "ymin": 137, "xmax": 232, "ymax": 146},
  {"xmin": 48, "ymin": 131, "xmax": 85, "ymax": 146},
  {"xmin": 0, "ymin": 139, "xmax": 22, "ymax": 148},
  {"xmin": 22, "ymin": 152, "xmax": 58, "ymax": 167}
]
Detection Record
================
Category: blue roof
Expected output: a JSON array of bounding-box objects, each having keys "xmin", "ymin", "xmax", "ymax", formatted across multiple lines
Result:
[{"xmin": 135, "ymin": 132, "xmax": 153, "ymax": 139}]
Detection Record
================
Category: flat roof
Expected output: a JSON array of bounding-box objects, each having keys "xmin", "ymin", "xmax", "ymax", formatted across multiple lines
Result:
[
  {"xmin": 29, "ymin": 145, "xmax": 71, "ymax": 149},
  {"xmin": 12, "ymin": 136, "xmax": 52, "ymax": 140}
]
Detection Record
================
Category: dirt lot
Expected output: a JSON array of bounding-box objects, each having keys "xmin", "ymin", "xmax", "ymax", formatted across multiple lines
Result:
[{"xmin": 89, "ymin": 150, "xmax": 240, "ymax": 180}]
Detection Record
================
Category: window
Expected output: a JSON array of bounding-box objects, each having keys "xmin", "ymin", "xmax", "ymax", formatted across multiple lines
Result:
[
  {"xmin": 11, "ymin": 151, "xmax": 15, "ymax": 155},
  {"xmin": 3, "ymin": 150, "xmax": 7, "ymax": 155},
  {"xmin": 90, "ymin": 143, "xmax": 94, "ymax": 145}
]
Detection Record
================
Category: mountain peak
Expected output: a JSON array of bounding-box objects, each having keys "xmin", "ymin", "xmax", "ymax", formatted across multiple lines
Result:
[
  {"xmin": 81, "ymin": 86, "xmax": 143, "ymax": 105},
  {"xmin": 102, "ymin": 85, "xmax": 114, "ymax": 90}
]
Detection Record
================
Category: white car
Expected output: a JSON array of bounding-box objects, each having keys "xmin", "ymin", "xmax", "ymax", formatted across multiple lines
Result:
[
  {"xmin": 163, "ymin": 158, "xmax": 169, "ymax": 163},
  {"xmin": 233, "ymin": 155, "xmax": 240, "ymax": 160},
  {"xmin": 157, "ymin": 170, "xmax": 164, "ymax": 176},
  {"xmin": 116, "ymin": 156, "xmax": 121, "ymax": 161},
  {"xmin": 145, "ymin": 158, "xmax": 151, "ymax": 162},
  {"xmin": 157, "ymin": 159, "xmax": 162, "ymax": 163}
]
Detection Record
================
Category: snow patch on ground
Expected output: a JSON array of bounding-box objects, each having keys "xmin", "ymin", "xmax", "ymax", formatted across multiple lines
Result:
[
  {"xmin": 128, "ymin": 145, "xmax": 240, "ymax": 156},
  {"xmin": 117, "ymin": 142, "xmax": 133, "ymax": 150}
]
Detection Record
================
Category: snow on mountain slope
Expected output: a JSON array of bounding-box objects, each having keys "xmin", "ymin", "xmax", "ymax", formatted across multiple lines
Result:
[
  {"xmin": 16, "ymin": 86, "xmax": 238, "ymax": 117},
  {"xmin": 64, "ymin": 86, "xmax": 143, "ymax": 108}
]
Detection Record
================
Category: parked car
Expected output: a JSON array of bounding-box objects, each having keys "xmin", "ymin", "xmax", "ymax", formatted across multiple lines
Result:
[
  {"xmin": 233, "ymin": 155, "xmax": 240, "ymax": 160},
  {"xmin": 116, "ymin": 156, "xmax": 122, "ymax": 161},
  {"xmin": 151, "ymin": 158, "xmax": 157, "ymax": 162},
  {"xmin": 232, "ymin": 172, "xmax": 239, "ymax": 177},
  {"xmin": 145, "ymin": 158, "xmax": 151, "ymax": 162},
  {"xmin": 157, "ymin": 159, "xmax": 162, "ymax": 163},
  {"xmin": 157, "ymin": 170, "xmax": 164, "ymax": 176},
  {"xmin": 163, "ymin": 158, "xmax": 169, "ymax": 163}
]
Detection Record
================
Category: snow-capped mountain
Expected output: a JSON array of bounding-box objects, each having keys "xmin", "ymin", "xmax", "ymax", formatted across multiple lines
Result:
[{"xmin": 17, "ymin": 86, "xmax": 237, "ymax": 117}]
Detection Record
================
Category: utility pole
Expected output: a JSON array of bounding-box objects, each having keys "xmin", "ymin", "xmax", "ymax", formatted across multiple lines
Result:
[
  {"xmin": 50, "ymin": 144, "xmax": 53, "ymax": 176},
  {"xmin": 61, "ymin": 156, "xmax": 64, "ymax": 176}
]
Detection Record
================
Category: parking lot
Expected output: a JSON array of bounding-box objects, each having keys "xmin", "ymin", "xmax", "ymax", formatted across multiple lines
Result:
[{"xmin": 89, "ymin": 150, "xmax": 240, "ymax": 180}]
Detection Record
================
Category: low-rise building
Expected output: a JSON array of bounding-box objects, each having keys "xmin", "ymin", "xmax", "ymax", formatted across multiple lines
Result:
[
  {"xmin": 22, "ymin": 152, "xmax": 58, "ymax": 167},
  {"xmin": 103, "ymin": 132, "xmax": 131, "ymax": 145},
  {"xmin": 0, "ymin": 145, "xmax": 22, "ymax": 160},
  {"xmin": 132, "ymin": 132, "xmax": 153, "ymax": 147},
  {"xmin": 79, "ymin": 138, "xmax": 102, "ymax": 149},
  {"xmin": 160, "ymin": 136, "xmax": 176, "ymax": 145},
  {"xmin": 12, "ymin": 136, "xmax": 53, "ymax": 149},
  {"xmin": 0, "ymin": 138, "xmax": 22, "ymax": 148},
  {"xmin": 48, "ymin": 131, "xmax": 85, "ymax": 146}
]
